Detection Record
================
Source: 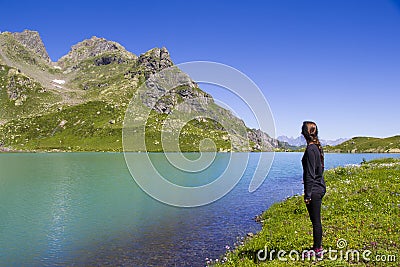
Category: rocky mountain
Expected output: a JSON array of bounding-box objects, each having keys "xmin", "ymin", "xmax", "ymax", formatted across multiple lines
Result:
[
  {"xmin": 130, "ymin": 47, "xmax": 174, "ymax": 79},
  {"xmin": 12, "ymin": 30, "xmax": 51, "ymax": 62},
  {"xmin": 58, "ymin": 36, "xmax": 137, "ymax": 70},
  {"xmin": 248, "ymin": 129, "xmax": 279, "ymax": 150},
  {"xmin": 277, "ymin": 135, "xmax": 348, "ymax": 147},
  {"xmin": 0, "ymin": 30, "xmax": 278, "ymax": 152}
]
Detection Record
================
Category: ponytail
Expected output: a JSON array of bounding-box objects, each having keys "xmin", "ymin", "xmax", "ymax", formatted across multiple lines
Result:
[
  {"xmin": 302, "ymin": 121, "xmax": 325, "ymax": 169},
  {"xmin": 312, "ymin": 135, "xmax": 324, "ymax": 169}
]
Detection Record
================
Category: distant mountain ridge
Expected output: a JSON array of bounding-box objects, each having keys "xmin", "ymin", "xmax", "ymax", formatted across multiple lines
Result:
[
  {"xmin": 277, "ymin": 135, "xmax": 349, "ymax": 147},
  {"xmin": 325, "ymin": 135, "xmax": 400, "ymax": 153},
  {"xmin": 0, "ymin": 29, "xmax": 278, "ymax": 152}
]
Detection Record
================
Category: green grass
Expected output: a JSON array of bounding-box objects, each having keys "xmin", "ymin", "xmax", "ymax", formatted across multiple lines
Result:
[
  {"xmin": 326, "ymin": 136, "xmax": 400, "ymax": 153},
  {"xmin": 0, "ymin": 101, "xmax": 124, "ymax": 151},
  {"xmin": 214, "ymin": 158, "xmax": 400, "ymax": 266},
  {"xmin": 366, "ymin": 158, "xmax": 400, "ymax": 164},
  {"xmin": 0, "ymin": 100, "xmax": 235, "ymax": 152},
  {"xmin": 143, "ymin": 110, "xmax": 232, "ymax": 152},
  {"xmin": 64, "ymin": 51, "xmax": 137, "ymax": 104}
]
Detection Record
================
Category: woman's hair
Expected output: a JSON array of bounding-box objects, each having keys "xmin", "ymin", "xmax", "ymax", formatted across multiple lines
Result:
[{"xmin": 302, "ymin": 121, "xmax": 324, "ymax": 168}]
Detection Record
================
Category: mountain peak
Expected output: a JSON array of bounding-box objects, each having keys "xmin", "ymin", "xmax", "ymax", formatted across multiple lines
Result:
[
  {"xmin": 142, "ymin": 47, "xmax": 170, "ymax": 57},
  {"xmin": 11, "ymin": 29, "xmax": 51, "ymax": 62},
  {"xmin": 57, "ymin": 36, "xmax": 137, "ymax": 67}
]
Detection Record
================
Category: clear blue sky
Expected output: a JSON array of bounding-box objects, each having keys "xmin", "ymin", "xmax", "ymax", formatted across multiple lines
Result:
[{"xmin": 1, "ymin": 0, "xmax": 399, "ymax": 140}]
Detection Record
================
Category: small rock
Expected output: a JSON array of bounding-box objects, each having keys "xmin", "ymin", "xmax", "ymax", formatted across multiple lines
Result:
[
  {"xmin": 109, "ymin": 119, "xmax": 116, "ymax": 124},
  {"xmin": 254, "ymin": 214, "xmax": 263, "ymax": 223}
]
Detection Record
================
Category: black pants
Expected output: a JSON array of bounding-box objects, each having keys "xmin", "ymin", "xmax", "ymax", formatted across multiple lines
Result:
[{"xmin": 306, "ymin": 191, "xmax": 324, "ymax": 249}]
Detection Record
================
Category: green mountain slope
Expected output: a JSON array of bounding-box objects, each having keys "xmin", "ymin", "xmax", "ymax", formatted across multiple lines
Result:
[
  {"xmin": 325, "ymin": 135, "xmax": 400, "ymax": 153},
  {"xmin": 0, "ymin": 30, "xmax": 277, "ymax": 152},
  {"xmin": 0, "ymin": 64, "xmax": 61, "ymax": 121}
]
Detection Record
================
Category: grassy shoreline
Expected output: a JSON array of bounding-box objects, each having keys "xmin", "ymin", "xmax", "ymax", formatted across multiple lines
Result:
[
  {"xmin": 2, "ymin": 147, "xmax": 400, "ymax": 153},
  {"xmin": 213, "ymin": 158, "xmax": 400, "ymax": 266}
]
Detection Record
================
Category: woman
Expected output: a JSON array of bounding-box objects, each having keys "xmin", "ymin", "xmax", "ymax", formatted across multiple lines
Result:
[{"xmin": 301, "ymin": 121, "xmax": 326, "ymax": 258}]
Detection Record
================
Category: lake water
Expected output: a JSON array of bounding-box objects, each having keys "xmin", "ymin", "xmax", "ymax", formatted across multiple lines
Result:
[{"xmin": 1, "ymin": 152, "xmax": 399, "ymax": 266}]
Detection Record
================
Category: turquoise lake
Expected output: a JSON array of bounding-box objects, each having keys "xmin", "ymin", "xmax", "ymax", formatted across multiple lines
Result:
[{"xmin": 1, "ymin": 152, "xmax": 399, "ymax": 266}]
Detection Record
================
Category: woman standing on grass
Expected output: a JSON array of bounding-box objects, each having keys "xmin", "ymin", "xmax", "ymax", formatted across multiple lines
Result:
[{"xmin": 301, "ymin": 121, "xmax": 326, "ymax": 258}]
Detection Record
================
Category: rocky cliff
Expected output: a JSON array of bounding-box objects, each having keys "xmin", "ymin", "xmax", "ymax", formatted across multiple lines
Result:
[
  {"xmin": 248, "ymin": 129, "xmax": 279, "ymax": 151},
  {"xmin": 132, "ymin": 47, "xmax": 174, "ymax": 79}
]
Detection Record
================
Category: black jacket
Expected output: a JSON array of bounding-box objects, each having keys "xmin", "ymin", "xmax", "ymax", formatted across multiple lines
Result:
[{"xmin": 302, "ymin": 144, "xmax": 326, "ymax": 199}]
